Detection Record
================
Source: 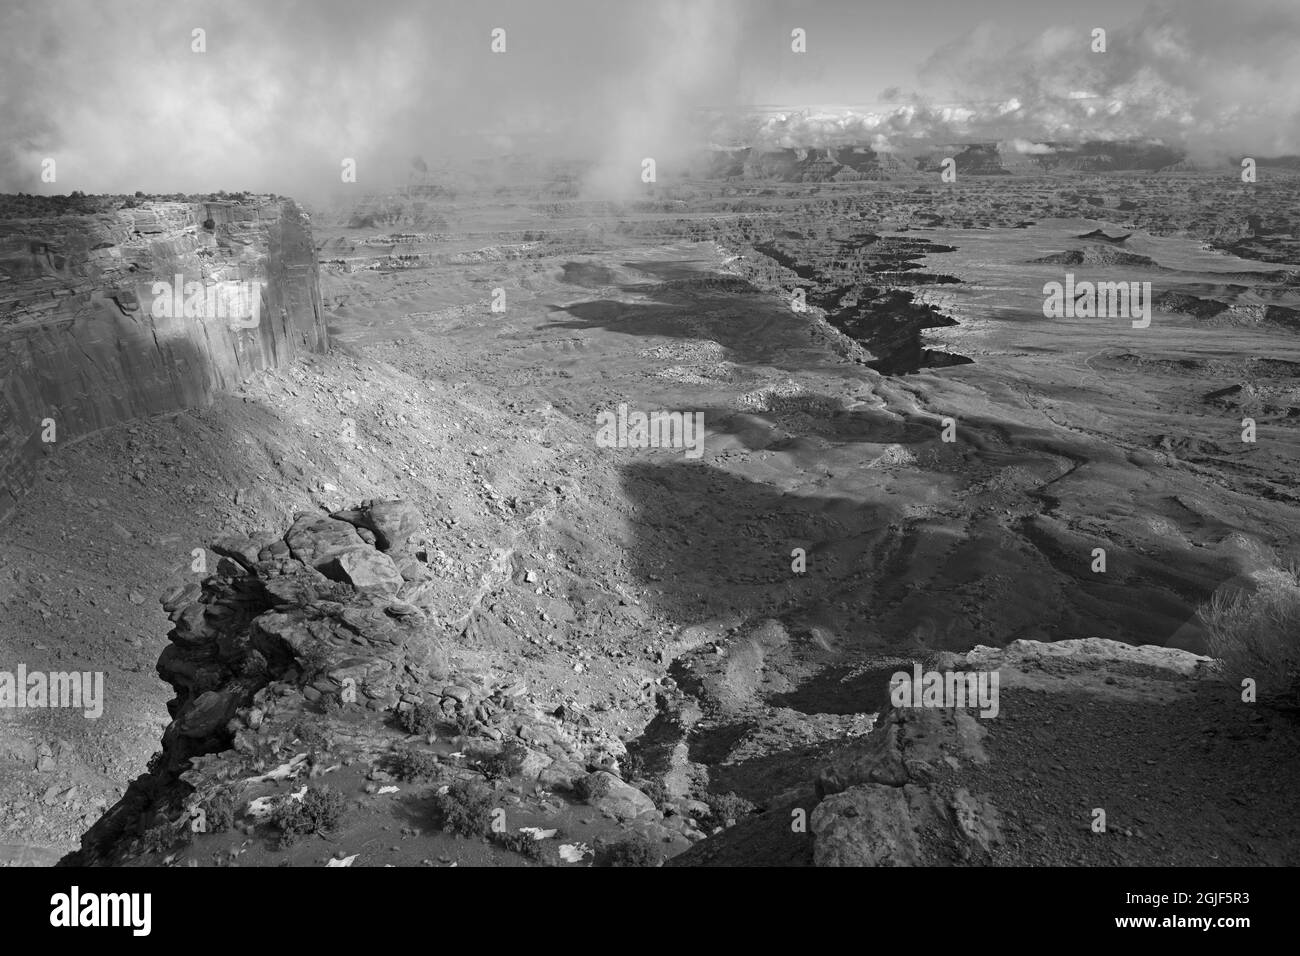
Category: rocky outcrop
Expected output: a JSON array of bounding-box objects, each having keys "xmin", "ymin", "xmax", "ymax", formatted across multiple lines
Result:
[
  {"xmin": 812, "ymin": 704, "xmax": 1002, "ymax": 866},
  {"xmin": 62, "ymin": 499, "xmax": 444, "ymax": 864},
  {"xmin": 0, "ymin": 198, "xmax": 328, "ymax": 520},
  {"xmin": 61, "ymin": 500, "xmax": 687, "ymax": 866},
  {"xmin": 809, "ymin": 639, "xmax": 1215, "ymax": 866},
  {"xmin": 696, "ymin": 139, "xmax": 1191, "ymax": 182},
  {"xmin": 916, "ymin": 144, "xmax": 1012, "ymax": 176},
  {"xmin": 697, "ymin": 147, "xmax": 898, "ymax": 183}
]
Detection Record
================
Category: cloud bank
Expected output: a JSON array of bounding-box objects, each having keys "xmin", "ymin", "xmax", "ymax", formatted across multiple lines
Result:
[
  {"xmin": 1, "ymin": 0, "xmax": 1296, "ymax": 198},
  {"xmin": 0, "ymin": 0, "xmax": 748, "ymax": 198},
  {"xmin": 727, "ymin": 0, "xmax": 1300, "ymax": 161}
]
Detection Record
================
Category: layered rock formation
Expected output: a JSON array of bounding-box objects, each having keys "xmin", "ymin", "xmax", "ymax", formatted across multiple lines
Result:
[
  {"xmin": 808, "ymin": 640, "xmax": 1216, "ymax": 866},
  {"xmin": 62, "ymin": 500, "xmax": 690, "ymax": 866},
  {"xmin": 698, "ymin": 147, "xmax": 902, "ymax": 182},
  {"xmin": 0, "ymin": 198, "xmax": 328, "ymax": 519},
  {"xmin": 696, "ymin": 140, "xmax": 1195, "ymax": 182},
  {"xmin": 63, "ymin": 499, "xmax": 445, "ymax": 864}
]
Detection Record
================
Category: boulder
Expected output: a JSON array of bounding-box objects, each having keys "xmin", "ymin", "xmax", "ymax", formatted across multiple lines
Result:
[
  {"xmin": 177, "ymin": 690, "xmax": 238, "ymax": 739},
  {"xmin": 320, "ymin": 549, "xmax": 404, "ymax": 594},
  {"xmin": 330, "ymin": 499, "xmax": 422, "ymax": 552},
  {"xmin": 577, "ymin": 771, "xmax": 657, "ymax": 821},
  {"xmin": 285, "ymin": 514, "xmax": 366, "ymax": 570},
  {"xmin": 811, "ymin": 783, "xmax": 925, "ymax": 866}
]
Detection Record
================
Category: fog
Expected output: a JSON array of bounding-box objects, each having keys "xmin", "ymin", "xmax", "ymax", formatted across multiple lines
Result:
[{"xmin": 2, "ymin": 0, "xmax": 1296, "ymax": 199}]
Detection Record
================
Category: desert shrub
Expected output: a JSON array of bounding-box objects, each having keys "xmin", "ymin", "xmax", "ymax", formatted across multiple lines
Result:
[
  {"xmin": 619, "ymin": 750, "xmax": 646, "ymax": 781},
  {"xmin": 397, "ymin": 702, "xmax": 441, "ymax": 736},
  {"xmin": 290, "ymin": 720, "xmax": 331, "ymax": 754},
  {"xmin": 451, "ymin": 709, "xmax": 478, "ymax": 738},
  {"xmin": 197, "ymin": 788, "xmax": 238, "ymax": 833},
  {"xmin": 702, "ymin": 790, "xmax": 757, "ymax": 828},
  {"xmin": 137, "ymin": 819, "xmax": 188, "ymax": 856},
  {"xmin": 637, "ymin": 777, "xmax": 669, "ymax": 810},
  {"xmin": 1198, "ymin": 568, "xmax": 1300, "ymax": 708},
  {"xmin": 431, "ymin": 779, "xmax": 495, "ymax": 837},
  {"xmin": 389, "ymin": 748, "xmax": 440, "ymax": 782},
  {"xmin": 599, "ymin": 835, "xmax": 660, "ymax": 867},
  {"xmin": 296, "ymin": 637, "xmax": 333, "ymax": 683},
  {"xmin": 572, "ymin": 773, "xmax": 615, "ymax": 802},
  {"xmin": 493, "ymin": 830, "xmax": 556, "ymax": 863},
  {"xmin": 272, "ymin": 785, "xmax": 346, "ymax": 848},
  {"xmin": 480, "ymin": 739, "xmax": 528, "ymax": 781}
]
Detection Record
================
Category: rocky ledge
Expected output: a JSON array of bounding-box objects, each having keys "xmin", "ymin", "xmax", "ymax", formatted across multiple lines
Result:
[
  {"xmin": 673, "ymin": 638, "xmax": 1300, "ymax": 867},
  {"xmin": 63, "ymin": 500, "xmax": 695, "ymax": 867},
  {"xmin": 62, "ymin": 499, "xmax": 1300, "ymax": 867}
]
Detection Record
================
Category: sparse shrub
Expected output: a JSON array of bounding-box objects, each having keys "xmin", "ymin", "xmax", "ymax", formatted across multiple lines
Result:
[
  {"xmin": 619, "ymin": 750, "xmax": 646, "ymax": 781},
  {"xmin": 389, "ymin": 748, "xmax": 440, "ymax": 782},
  {"xmin": 637, "ymin": 777, "xmax": 669, "ymax": 810},
  {"xmin": 197, "ymin": 788, "xmax": 238, "ymax": 833},
  {"xmin": 1198, "ymin": 568, "xmax": 1300, "ymax": 709},
  {"xmin": 296, "ymin": 637, "xmax": 333, "ymax": 683},
  {"xmin": 573, "ymin": 772, "xmax": 614, "ymax": 802},
  {"xmin": 137, "ymin": 819, "xmax": 188, "ymax": 856},
  {"xmin": 480, "ymin": 739, "xmax": 528, "ymax": 781},
  {"xmin": 451, "ymin": 709, "xmax": 478, "ymax": 738},
  {"xmin": 397, "ymin": 701, "xmax": 441, "ymax": 736},
  {"xmin": 272, "ymin": 785, "xmax": 346, "ymax": 848},
  {"xmin": 599, "ymin": 835, "xmax": 660, "ymax": 867},
  {"xmin": 494, "ymin": 830, "xmax": 556, "ymax": 863},
  {"xmin": 702, "ymin": 790, "xmax": 757, "ymax": 828},
  {"xmin": 290, "ymin": 720, "xmax": 331, "ymax": 754},
  {"xmin": 431, "ymin": 779, "xmax": 495, "ymax": 837}
]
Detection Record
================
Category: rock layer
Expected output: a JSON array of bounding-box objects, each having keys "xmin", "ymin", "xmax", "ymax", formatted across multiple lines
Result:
[
  {"xmin": 63, "ymin": 500, "xmax": 446, "ymax": 865},
  {"xmin": 0, "ymin": 198, "xmax": 328, "ymax": 519},
  {"xmin": 61, "ymin": 500, "xmax": 691, "ymax": 866}
]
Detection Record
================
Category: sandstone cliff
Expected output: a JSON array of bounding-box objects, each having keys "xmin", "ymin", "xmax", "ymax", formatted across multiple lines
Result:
[{"xmin": 0, "ymin": 198, "xmax": 328, "ymax": 519}]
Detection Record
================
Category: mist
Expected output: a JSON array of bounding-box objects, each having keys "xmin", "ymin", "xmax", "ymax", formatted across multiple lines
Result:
[
  {"xmin": 3, "ymin": 0, "xmax": 1297, "ymax": 200},
  {"xmin": 0, "ymin": 0, "xmax": 751, "ymax": 200},
  {"xmin": 735, "ymin": 0, "xmax": 1300, "ymax": 161}
]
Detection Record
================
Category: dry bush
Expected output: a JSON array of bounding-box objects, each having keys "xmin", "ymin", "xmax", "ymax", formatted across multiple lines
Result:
[{"xmin": 1197, "ymin": 566, "xmax": 1300, "ymax": 709}]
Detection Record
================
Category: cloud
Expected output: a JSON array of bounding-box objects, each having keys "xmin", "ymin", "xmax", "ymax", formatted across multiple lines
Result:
[
  {"xmin": 1003, "ymin": 138, "xmax": 1056, "ymax": 155},
  {"xmin": 914, "ymin": 0, "xmax": 1300, "ymax": 157},
  {"xmin": 3, "ymin": 0, "xmax": 1296, "ymax": 197},
  {"xmin": 0, "ymin": 0, "xmax": 753, "ymax": 198},
  {"xmin": 723, "ymin": 0, "xmax": 1300, "ymax": 159}
]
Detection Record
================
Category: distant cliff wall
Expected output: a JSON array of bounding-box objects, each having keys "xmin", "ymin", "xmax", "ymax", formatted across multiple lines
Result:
[{"xmin": 0, "ymin": 198, "xmax": 328, "ymax": 517}]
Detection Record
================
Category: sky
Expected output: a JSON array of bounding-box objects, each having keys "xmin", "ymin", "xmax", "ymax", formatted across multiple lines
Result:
[{"xmin": 2, "ymin": 0, "xmax": 1297, "ymax": 197}]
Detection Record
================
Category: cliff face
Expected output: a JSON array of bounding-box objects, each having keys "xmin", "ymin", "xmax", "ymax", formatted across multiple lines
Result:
[
  {"xmin": 695, "ymin": 140, "xmax": 1193, "ymax": 182},
  {"xmin": 0, "ymin": 198, "xmax": 328, "ymax": 518}
]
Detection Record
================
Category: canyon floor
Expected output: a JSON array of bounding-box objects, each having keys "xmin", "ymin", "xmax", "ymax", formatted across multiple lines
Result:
[{"xmin": 3, "ymin": 172, "xmax": 1299, "ymax": 865}]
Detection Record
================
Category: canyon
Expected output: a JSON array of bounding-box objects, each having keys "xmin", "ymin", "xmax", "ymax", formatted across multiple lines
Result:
[{"xmin": 1, "ymin": 157, "xmax": 1297, "ymax": 867}]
